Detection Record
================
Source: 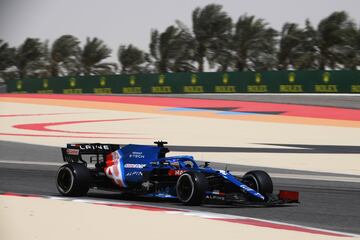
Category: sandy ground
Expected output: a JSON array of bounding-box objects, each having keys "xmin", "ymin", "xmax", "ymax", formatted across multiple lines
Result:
[
  {"xmin": 1, "ymin": 101, "xmax": 359, "ymax": 175},
  {"xmin": 0, "ymin": 195, "xmax": 355, "ymax": 240}
]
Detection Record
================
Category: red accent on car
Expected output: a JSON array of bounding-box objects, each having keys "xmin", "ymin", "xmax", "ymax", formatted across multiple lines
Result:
[
  {"xmin": 105, "ymin": 153, "xmax": 117, "ymax": 168},
  {"xmin": 168, "ymin": 169, "xmax": 175, "ymax": 176},
  {"xmin": 105, "ymin": 153, "xmax": 113, "ymax": 163},
  {"xmin": 66, "ymin": 148, "xmax": 79, "ymax": 155},
  {"xmin": 168, "ymin": 169, "xmax": 186, "ymax": 176},
  {"xmin": 279, "ymin": 190, "xmax": 299, "ymax": 202}
]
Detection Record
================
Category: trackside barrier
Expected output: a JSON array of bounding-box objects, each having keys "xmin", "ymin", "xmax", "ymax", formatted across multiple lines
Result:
[{"xmin": 4, "ymin": 70, "xmax": 360, "ymax": 94}]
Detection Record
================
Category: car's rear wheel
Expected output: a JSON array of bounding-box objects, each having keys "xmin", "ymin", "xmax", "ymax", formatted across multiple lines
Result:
[
  {"xmin": 243, "ymin": 170, "xmax": 273, "ymax": 196},
  {"xmin": 56, "ymin": 163, "xmax": 90, "ymax": 197},
  {"xmin": 176, "ymin": 172, "xmax": 208, "ymax": 206}
]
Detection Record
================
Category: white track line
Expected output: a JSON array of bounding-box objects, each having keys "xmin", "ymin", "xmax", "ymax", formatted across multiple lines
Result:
[{"xmin": 1, "ymin": 159, "xmax": 359, "ymax": 183}]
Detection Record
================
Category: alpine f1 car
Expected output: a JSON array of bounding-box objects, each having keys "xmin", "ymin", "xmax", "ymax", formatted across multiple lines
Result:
[{"xmin": 56, "ymin": 141, "xmax": 299, "ymax": 205}]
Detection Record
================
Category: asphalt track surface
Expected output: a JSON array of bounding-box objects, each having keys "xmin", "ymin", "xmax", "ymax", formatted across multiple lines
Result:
[
  {"xmin": 1, "ymin": 141, "xmax": 360, "ymax": 235},
  {"xmin": 1, "ymin": 94, "xmax": 359, "ymax": 235}
]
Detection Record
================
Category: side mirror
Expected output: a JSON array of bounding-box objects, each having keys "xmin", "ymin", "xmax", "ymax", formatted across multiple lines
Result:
[{"xmin": 159, "ymin": 160, "xmax": 170, "ymax": 166}]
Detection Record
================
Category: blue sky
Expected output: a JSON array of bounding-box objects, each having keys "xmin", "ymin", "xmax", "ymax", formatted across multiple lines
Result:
[{"xmin": 1, "ymin": 0, "xmax": 359, "ymax": 62}]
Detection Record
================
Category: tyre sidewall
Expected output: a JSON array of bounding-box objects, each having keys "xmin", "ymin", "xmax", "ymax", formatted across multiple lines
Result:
[
  {"xmin": 243, "ymin": 170, "xmax": 273, "ymax": 195},
  {"xmin": 56, "ymin": 163, "xmax": 90, "ymax": 196},
  {"xmin": 176, "ymin": 171, "xmax": 208, "ymax": 205}
]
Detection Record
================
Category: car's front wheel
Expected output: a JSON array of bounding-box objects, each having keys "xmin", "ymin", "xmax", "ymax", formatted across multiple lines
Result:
[
  {"xmin": 243, "ymin": 170, "xmax": 273, "ymax": 196},
  {"xmin": 56, "ymin": 163, "xmax": 90, "ymax": 197}
]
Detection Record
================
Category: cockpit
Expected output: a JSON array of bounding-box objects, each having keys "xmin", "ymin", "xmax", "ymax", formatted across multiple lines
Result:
[{"xmin": 160, "ymin": 157, "xmax": 199, "ymax": 169}]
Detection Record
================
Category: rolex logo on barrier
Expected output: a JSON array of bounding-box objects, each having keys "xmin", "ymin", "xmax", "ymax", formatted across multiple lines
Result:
[
  {"xmin": 222, "ymin": 73, "xmax": 229, "ymax": 84},
  {"xmin": 255, "ymin": 73, "xmax": 262, "ymax": 84},
  {"xmin": 38, "ymin": 78, "xmax": 54, "ymax": 93},
  {"xmin": 94, "ymin": 76, "xmax": 111, "ymax": 94},
  {"xmin": 16, "ymin": 80, "xmax": 22, "ymax": 90},
  {"xmin": 191, "ymin": 74, "xmax": 197, "ymax": 84},
  {"xmin": 184, "ymin": 74, "xmax": 204, "ymax": 93},
  {"xmin": 63, "ymin": 77, "xmax": 82, "ymax": 94},
  {"xmin": 280, "ymin": 72, "xmax": 303, "ymax": 92},
  {"xmin": 122, "ymin": 75, "xmax": 141, "ymax": 93},
  {"xmin": 315, "ymin": 72, "xmax": 337, "ymax": 92},
  {"xmin": 69, "ymin": 77, "xmax": 76, "ymax": 87},
  {"xmin": 323, "ymin": 72, "xmax": 330, "ymax": 83},
  {"xmin": 152, "ymin": 74, "xmax": 172, "ymax": 93},
  {"xmin": 247, "ymin": 73, "xmax": 267, "ymax": 92},
  {"xmin": 214, "ymin": 73, "xmax": 235, "ymax": 93},
  {"xmin": 288, "ymin": 72, "xmax": 295, "ymax": 83},
  {"xmin": 159, "ymin": 74, "xmax": 165, "ymax": 84},
  {"xmin": 129, "ymin": 76, "xmax": 136, "ymax": 86},
  {"xmin": 100, "ymin": 76, "xmax": 106, "ymax": 86},
  {"xmin": 43, "ymin": 79, "xmax": 49, "ymax": 88}
]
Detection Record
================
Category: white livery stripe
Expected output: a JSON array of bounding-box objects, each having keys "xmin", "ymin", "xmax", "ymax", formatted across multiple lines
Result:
[{"xmin": 116, "ymin": 156, "xmax": 126, "ymax": 187}]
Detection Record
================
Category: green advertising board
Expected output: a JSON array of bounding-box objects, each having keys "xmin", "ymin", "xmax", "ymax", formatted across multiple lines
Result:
[{"xmin": 4, "ymin": 70, "xmax": 360, "ymax": 94}]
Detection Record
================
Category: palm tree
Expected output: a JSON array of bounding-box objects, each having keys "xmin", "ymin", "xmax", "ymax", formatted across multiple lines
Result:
[
  {"xmin": 232, "ymin": 14, "xmax": 277, "ymax": 71},
  {"xmin": 0, "ymin": 40, "xmax": 15, "ymax": 72},
  {"xmin": 149, "ymin": 27, "xmax": 175, "ymax": 72},
  {"xmin": 291, "ymin": 20, "xmax": 318, "ymax": 69},
  {"xmin": 316, "ymin": 11, "xmax": 356, "ymax": 69},
  {"xmin": 210, "ymin": 42, "xmax": 234, "ymax": 72},
  {"xmin": 149, "ymin": 24, "xmax": 195, "ymax": 73},
  {"xmin": 340, "ymin": 24, "xmax": 360, "ymax": 69},
  {"xmin": 48, "ymin": 35, "xmax": 81, "ymax": 76},
  {"xmin": 192, "ymin": 4, "xmax": 232, "ymax": 71},
  {"xmin": 80, "ymin": 37, "xmax": 116, "ymax": 75},
  {"xmin": 14, "ymin": 38, "xmax": 46, "ymax": 78},
  {"xmin": 171, "ymin": 21, "xmax": 196, "ymax": 72},
  {"xmin": 0, "ymin": 39, "xmax": 16, "ymax": 80},
  {"xmin": 278, "ymin": 23, "xmax": 304, "ymax": 70},
  {"xmin": 118, "ymin": 44, "xmax": 147, "ymax": 74}
]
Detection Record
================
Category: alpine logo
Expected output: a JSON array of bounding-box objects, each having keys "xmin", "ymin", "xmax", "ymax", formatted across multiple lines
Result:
[{"xmin": 126, "ymin": 171, "xmax": 143, "ymax": 176}]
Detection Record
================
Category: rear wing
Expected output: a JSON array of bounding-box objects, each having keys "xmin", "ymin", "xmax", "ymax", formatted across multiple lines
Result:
[{"xmin": 61, "ymin": 143, "xmax": 120, "ymax": 164}]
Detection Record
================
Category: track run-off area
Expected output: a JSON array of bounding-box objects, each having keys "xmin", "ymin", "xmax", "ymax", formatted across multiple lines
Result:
[{"xmin": 0, "ymin": 93, "xmax": 359, "ymax": 240}]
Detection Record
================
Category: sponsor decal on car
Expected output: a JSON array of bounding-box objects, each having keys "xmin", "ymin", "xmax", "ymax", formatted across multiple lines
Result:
[
  {"xmin": 66, "ymin": 148, "xmax": 79, "ymax": 155},
  {"xmin": 129, "ymin": 151, "xmax": 145, "ymax": 158},
  {"xmin": 126, "ymin": 171, "xmax": 143, "ymax": 177},
  {"xmin": 124, "ymin": 164, "xmax": 147, "ymax": 169},
  {"xmin": 77, "ymin": 144, "xmax": 111, "ymax": 150},
  {"xmin": 168, "ymin": 169, "xmax": 187, "ymax": 176}
]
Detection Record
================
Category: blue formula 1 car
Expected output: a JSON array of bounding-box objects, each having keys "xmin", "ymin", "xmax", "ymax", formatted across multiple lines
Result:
[{"xmin": 56, "ymin": 141, "xmax": 299, "ymax": 205}]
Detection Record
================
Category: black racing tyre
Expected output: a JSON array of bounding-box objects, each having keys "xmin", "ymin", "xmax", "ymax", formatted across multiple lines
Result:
[
  {"xmin": 56, "ymin": 163, "xmax": 91, "ymax": 197},
  {"xmin": 176, "ymin": 171, "xmax": 208, "ymax": 206},
  {"xmin": 243, "ymin": 170, "xmax": 273, "ymax": 195}
]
